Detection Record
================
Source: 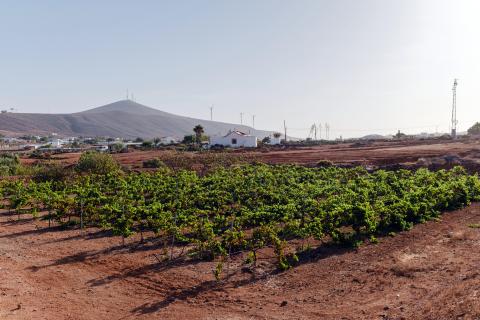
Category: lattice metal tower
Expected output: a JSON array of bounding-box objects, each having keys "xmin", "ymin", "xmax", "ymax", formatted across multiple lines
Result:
[{"xmin": 451, "ymin": 79, "xmax": 458, "ymax": 138}]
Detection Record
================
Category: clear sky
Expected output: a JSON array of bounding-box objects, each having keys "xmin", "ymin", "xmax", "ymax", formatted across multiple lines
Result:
[{"xmin": 1, "ymin": 0, "xmax": 479, "ymax": 138}]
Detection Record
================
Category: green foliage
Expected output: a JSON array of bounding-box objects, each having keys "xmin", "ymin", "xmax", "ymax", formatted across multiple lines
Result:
[
  {"xmin": 142, "ymin": 158, "xmax": 165, "ymax": 169},
  {"xmin": 0, "ymin": 153, "xmax": 20, "ymax": 176},
  {"xmin": 468, "ymin": 122, "xmax": 480, "ymax": 135},
  {"xmin": 32, "ymin": 162, "xmax": 71, "ymax": 182},
  {"xmin": 76, "ymin": 151, "xmax": 120, "ymax": 175},
  {"xmin": 317, "ymin": 160, "xmax": 334, "ymax": 168},
  {"xmin": 193, "ymin": 124, "xmax": 204, "ymax": 144},
  {"xmin": 110, "ymin": 142, "xmax": 125, "ymax": 153},
  {"xmin": 141, "ymin": 141, "xmax": 154, "ymax": 149},
  {"xmin": 183, "ymin": 134, "xmax": 209, "ymax": 145},
  {"xmin": 395, "ymin": 130, "xmax": 406, "ymax": 139},
  {"xmin": 182, "ymin": 135, "xmax": 195, "ymax": 144},
  {"xmin": 1, "ymin": 164, "xmax": 480, "ymax": 276}
]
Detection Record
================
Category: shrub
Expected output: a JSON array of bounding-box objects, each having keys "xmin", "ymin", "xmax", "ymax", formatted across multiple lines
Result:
[
  {"xmin": 33, "ymin": 163, "xmax": 72, "ymax": 182},
  {"xmin": 317, "ymin": 160, "xmax": 334, "ymax": 168},
  {"xmin": 142, "ymin": 158, "xmax": 165, "ymax": 168},
  {"xmin": 468, "ymin": 122, "xmax": 480, "ymax": 136},
  {"xmin": 110, "ymin": 142, "xmax": 125, "ymax": 153},
  {"xmin": 141, "ymin": 141, "xmax": 154, "ymax": 149},
  {"xmin": 76, "ymin": 151, "xmax": 120, "ymax": 175},
  {"xmin": 0, "ymin": 153, "xmax": 20, "ymax": 176}
]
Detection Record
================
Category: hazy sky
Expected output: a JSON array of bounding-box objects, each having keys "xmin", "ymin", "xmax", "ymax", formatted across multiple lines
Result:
[{"xmin": 1, "ymin": 0, "xmax": 479, "ymax": 138}]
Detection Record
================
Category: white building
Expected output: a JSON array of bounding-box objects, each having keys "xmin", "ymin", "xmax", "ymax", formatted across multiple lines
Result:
[
  {"xmin": 268, "ymin": 136, "xmax": 282, "ymax": 145},
  {"xmin": 50, "ymin": 138, "xmax": 65, "ymax": 148},
  {"xmin": 159, "ymin": 136, "xmax": 177, "ymax": 145},
  {"xmin": 210, "ymin": 130, "xmax": 257, "ymax": 148}
]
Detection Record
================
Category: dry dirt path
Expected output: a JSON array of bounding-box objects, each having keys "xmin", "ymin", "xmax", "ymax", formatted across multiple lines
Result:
[{"xmin": 1, "ymin": 205, "xmax": 480, "ymax": 319}]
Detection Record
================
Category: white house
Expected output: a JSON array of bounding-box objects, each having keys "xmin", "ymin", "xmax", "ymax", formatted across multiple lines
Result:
[
  {"xmin": 50, "ymin": 138, "xmax": 65, "ymax": 148},
  {"xmin": 159, "ymin": 136, "xmax": 177, "ymax": 145},
  {"xmin": 268, "ymin": 136, "xmax": 282, "ymax": 145},
  {"xmin": 210, "ymin": 130, "xmax": 257, "ymax": 148}
]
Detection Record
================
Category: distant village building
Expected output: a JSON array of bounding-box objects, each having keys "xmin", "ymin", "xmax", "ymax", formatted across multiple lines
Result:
[
  {"xmin": 210, "ymin": 130, "xmax": 257, "ymax": 148},
  {"xmin": 95, "ymin": 145, "xmax": 109, "ymax": 152},
  {"xmin": 50, "ymin": 138, "xmax": 65, "ymax": 148},
  {"xmin": 268, "ymin": 136, "xmax": 282, "ymax": 145},
  {"xmin": 159, "ymin": 136, "xmax": 177, "ymax": 145}
]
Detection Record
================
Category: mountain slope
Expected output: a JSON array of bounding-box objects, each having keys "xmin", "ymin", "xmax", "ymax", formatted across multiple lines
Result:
[{"xmin": 0, "ymin": 100, "xmax": 273, "ymax": 139}]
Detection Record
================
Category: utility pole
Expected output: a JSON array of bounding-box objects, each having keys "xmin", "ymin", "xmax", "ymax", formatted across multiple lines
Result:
[
  {"xmin": 284, "ymin": 120, "xmax": 287, "ymax": 143},
  {"xmin": 309, "ymin": 124, "xmax": 317, "ymax": 140},
  {"xmin": 252, "ymin": 115, "xmax": 255, "ymax": 129},
  {"xmin": 240, "ymin": 112, "xmax": 244, "ymax": 125},
  {"xmin": 451, "ymin": 79, "xmax": 458, "ymax": 138},
  {"xmin": 210, "ymin": 105, "xmax": 213, "ymax": 121}
]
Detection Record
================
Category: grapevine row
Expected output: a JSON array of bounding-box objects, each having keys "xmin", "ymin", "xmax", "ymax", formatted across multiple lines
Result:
[{"xmin": 2, "ymin": 164, "xmax": 479, "ymax": 274}]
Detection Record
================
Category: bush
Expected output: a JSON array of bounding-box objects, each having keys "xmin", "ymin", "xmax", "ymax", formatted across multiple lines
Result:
[
  {"xmin": 317, "ymin": 160, "xmax": 334, "ymax": 168},
  {"xmin": 0, "ymin": 153, "xmax": 20, "ymax": 176},
  {"xmin": 142, "ymin": 158, "xmax": 165, "ymax": 168},
  {"xmin": 468, "ymin": 122, "xmax": 480, "ymax": 136},
  {"xmin": 29, "ymin": 150, "xmax": 52, "ymax": 159},
  {"xmin": 141, "ymin": 141, "xmax": 154, "ymax": 149},
  {"xmin": 76, "ymin": 152, "xmax": 120, "ymax": 175},
  {"xmin": 110, "ymin": 142, "xmax": 125, "ymax": 153},
  {"xmin": 33, "ymin": 163, "xmax": 72, "ymax": 182}
]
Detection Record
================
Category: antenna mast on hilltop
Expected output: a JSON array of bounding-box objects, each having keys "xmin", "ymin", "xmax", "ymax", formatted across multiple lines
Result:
[
  {"xmin": 252, "ymin": 115, "xmax": 255, "ymax": 129},
  {"xmin": 240, "ymin": 112, "xmax": 244, "ymax": 125},
  {"xmin": 451, "ymin": 79, "xmax": 458, "ymax": 138},
  {"xmin": 210, "ymin": 105, "xmax": 214, "ymax": 121}
]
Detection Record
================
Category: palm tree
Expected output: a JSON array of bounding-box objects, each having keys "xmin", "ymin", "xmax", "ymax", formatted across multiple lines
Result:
[{"xmin": 193, "ymin": 125, "xmax": 204, "ymax": 145}]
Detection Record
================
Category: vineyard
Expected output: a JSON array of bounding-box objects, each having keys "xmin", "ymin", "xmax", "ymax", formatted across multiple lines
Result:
[{"xmin": 2, "ymin": 164, "xmax": 480, "ymax": 277}]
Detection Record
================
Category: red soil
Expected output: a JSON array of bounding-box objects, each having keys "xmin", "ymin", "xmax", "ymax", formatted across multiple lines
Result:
[
  {"xmin": 255, "ymin": 140, "xmax": 480, "ymax": 166},
  {"xmin": 6, "ymin": 139, "xmax": 480, "ymax": 319},
  {"xmin": 20, "ymin": 138, "xmax": 480, "ymax": 169},
  {"xmin": 1, "ymin": 204, "xmax": 480, "ymax": 319}
]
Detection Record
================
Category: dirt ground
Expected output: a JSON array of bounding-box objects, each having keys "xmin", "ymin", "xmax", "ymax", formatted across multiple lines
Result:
[
  {"xmin": 21, "ymin": 138, "xmax": 480, "ymax": 170},
  {"xmin": 5, "ymin": 138, "xmax": 480, "ymax": 319},
  {"xmin": 1, "ymin": 203, "xmax": 480, "ymax": 320},
  {"xmin": 256, "ymin": 140, "xmax": 480, "ymax": 166}
]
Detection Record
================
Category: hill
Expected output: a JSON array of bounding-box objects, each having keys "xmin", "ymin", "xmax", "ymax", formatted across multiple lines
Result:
[{"xmin": 0, "ymin": 100, "xmax": 273, "ymax": 139}]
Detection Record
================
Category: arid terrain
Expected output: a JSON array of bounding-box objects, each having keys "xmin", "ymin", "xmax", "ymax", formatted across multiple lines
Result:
[
  {"xmin": 2, "ymin": 138, "xmax": 480, "ymax": 320},
  {"xmin": 23, "ymin": 138, "xmax": 480, "ymax": 171},
  {"xmin": 1, "ymin": 201, "xmax": 480, "ymax": 319}
]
